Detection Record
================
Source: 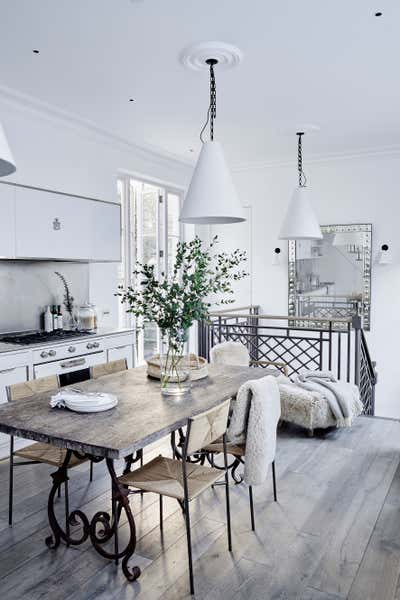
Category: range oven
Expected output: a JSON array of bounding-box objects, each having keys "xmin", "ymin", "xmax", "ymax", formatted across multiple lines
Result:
[{"xmin": 33, "ymin": 339, "xmax": 106, "ymax": 385}]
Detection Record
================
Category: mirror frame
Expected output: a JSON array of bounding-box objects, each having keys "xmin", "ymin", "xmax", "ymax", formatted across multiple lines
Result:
[{"xmin": 288, "ymin": 223, "xmax": 372, "ymax": 330}]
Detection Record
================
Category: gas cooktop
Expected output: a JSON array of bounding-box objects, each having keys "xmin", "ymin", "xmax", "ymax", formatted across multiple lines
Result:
[{"xmin": 1, "ymin": 330, "xmax": 95, "ymax": 346}]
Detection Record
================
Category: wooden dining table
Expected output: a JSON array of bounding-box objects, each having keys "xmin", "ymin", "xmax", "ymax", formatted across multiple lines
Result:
[{"xmin": 0, "ymin": 364, "xmax": 272, "ymax": 582}]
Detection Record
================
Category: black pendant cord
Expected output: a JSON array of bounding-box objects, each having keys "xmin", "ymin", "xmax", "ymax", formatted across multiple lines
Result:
[
  {"xmin": 297, "ymin": 132, "xmax": 307, "ymax": 187},
  {"xmin": 200, "ymin": 59, "xmax": 217, "ymax": 143}
]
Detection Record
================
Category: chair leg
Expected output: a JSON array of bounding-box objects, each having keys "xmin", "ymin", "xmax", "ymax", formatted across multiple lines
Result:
[
  {"xmin": 249, "ymin": 485, "xmax": 255, "ymax": 532},
  {"xmin": 184, "ymin": 498, "xmax": 194, "ymax": 595},
  {"xmin": 272, "ymin": 460, "xmax": 277, "ymax": 502},
  {"xmin": 159, "ymin": 495, "xmax": 163, "ymax": 531},
  {"xmin": 112, "ymin": 493, "xmax": 119, "ymax": 565},
  {"xmin": 65, "ymin": 476, "xmax": 70, "ymax": 547},
  {"xmin": 8, "ymin": 436, "xmax": 14, "ymax": 526},
  {"xmin": 89, "ymin": 460, "xmax": 94, "ymax": 482},
  {"xmin": 222, "ymin": 437, "xmax": 232, "ymax": 552}
]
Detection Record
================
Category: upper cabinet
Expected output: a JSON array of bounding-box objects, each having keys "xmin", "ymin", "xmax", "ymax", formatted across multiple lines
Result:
[{"xmin": 0, "ymin": 183, "xmax": 121, "ymax": 262}]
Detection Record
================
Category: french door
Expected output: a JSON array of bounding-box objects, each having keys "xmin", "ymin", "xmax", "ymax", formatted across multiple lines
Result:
[{"xmin": 117, "ymin": 175, "xmax": 183, "ymax": 364}]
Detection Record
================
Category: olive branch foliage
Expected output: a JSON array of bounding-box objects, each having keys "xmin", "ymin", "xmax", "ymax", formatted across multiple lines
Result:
[{"xmin": 116, "ymin": 236, "xmax": 248, "ymax": 347}]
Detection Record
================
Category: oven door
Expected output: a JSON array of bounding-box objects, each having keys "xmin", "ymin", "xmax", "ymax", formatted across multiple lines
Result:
[{"xmin": 34, "ymin": 351, "xmax": 107, "ymax": 385}]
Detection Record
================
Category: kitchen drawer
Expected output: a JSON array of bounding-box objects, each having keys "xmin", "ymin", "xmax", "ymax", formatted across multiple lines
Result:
[
  {"xmin": 108, "ymin": 346, "xmax": 133, "ymax": 368},
  {"xmin": 0, "ymin": 351, "xmax": 31, "ymax": 372},
  {"xmin": 104, "ymin": 333, "xmax": 134, "ymax": 350},
  {"xmin": 34, "ymin": 351, "xmax": 107, "ymax": 378},
  {"xmin": 33, "ymin": 338, "xmax": 105, "ymax": 364}
]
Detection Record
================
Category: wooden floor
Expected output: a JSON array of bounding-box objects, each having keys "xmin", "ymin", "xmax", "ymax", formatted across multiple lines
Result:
[{"xmin": 0, "ymin": 417, "xmax": 400, "ymax": 599}]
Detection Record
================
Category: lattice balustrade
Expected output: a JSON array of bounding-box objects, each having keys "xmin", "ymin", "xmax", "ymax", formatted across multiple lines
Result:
[{"xmin": 199, "ymin": 311, "xmax": 377, "ymax": 416}]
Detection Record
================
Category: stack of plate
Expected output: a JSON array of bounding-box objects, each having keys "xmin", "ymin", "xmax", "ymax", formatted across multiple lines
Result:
[{"xmin": 61, "ymin": 392, "xmax": 118, "ymax": 413}]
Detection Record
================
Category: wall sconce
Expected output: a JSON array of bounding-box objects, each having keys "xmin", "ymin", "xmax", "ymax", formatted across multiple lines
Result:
[
  {"xmin": 376, "ymin": 243, "xmax": 393, "ymax": 265},
  {"xmin": 272, "ymin": 247, "xmax": 282, "ymax": 266}
]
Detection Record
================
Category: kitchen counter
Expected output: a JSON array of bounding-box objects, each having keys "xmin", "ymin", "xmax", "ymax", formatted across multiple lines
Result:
[{"xmin": 0, "ymin": 326, "xmax": 135, "ymax": 355}]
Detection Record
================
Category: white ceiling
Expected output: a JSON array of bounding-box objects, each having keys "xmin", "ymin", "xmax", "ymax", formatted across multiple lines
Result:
[{"xmin": 1, "ymin": 0, "xmax": 399, "ymax": 167}]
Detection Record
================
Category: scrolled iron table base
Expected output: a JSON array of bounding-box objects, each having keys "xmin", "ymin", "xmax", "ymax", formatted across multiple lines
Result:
[{"xmin": 45, "ymin": 449, "xmax": 143, "ymax": 582}]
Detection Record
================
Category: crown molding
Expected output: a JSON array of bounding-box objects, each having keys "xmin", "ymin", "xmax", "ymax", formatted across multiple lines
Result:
[
  {"xmin": 0, "ymin": 83, "xmax": 193, "ymax": 171},
  {"xmin": 231, "ymin": 145, "xmax": 400, "ymax": 172}
]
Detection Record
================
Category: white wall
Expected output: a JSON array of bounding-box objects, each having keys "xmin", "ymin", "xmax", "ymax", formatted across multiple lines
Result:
[
  {"xmin": 227, "ymin": 153, "xmax": 400, "ymax": 418},
  {"xmin": 0, "ymin": 92, "xmax": 191, "ymax": 328}
]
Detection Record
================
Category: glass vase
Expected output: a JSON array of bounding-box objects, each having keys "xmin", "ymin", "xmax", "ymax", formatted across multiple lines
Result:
[{"xmin": 160, "ymin": 331, "xmax": 191, "ymax": 396}]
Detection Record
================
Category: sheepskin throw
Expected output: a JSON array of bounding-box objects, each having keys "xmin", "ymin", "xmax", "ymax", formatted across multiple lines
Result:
[
  {"xmin": 210, "ymin": 341, "xmax": 250, "ymax": 367},
  {"xmin": 227, "ymin": 375, "xmax": 281, "ymax": 486}
]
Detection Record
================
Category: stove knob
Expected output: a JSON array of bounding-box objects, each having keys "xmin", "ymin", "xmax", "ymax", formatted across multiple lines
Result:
[
  {"xmin": 48, "ymin": 350, "xmax": 56, "ymax": 357},
  {"xmin": 68, "ymin": 346, "xmax": 76, "ymax": 353},
  {"xmin": 92, "ymin": 341, "xmax": 100, "ymax": 349},
  {"xmin": 40, "ymin": 351, "xmax": 49, "ymax": 359},
  {"xmin": 87, "ymin": 342, "xmax": 94, "ymax": 349}
]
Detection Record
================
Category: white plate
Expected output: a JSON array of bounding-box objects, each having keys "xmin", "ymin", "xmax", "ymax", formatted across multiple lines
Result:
[{"xmin": 64, "ymin": 397, "xmax": 118, "ymax": 413}]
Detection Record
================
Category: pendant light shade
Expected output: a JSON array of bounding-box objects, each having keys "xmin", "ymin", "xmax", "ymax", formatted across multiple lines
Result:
[
  {"xmin": 279, "ymin": 186, "xmax": 322, "ymax": 240},
  {"xmin": 180, "ymin": 141, "xmax": 245, "ymax": 224},
  {"xmin": 179, "ymin": 56, "xmax": 244, "ymax": 225},
  {"xmin": 279, "ymin": 131, "xmax": 322, "ymax": 240},
  {"xmin": 0, "ymin": 123, "xmax": 16, "ymax": 177}
]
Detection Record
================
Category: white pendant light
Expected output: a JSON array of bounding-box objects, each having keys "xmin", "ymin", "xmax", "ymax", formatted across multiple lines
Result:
[
  {"xmin": 279, "ymin": 132, "xmax": 322, "ymax": 240},
  {"xmin": 0, "ymin": 122, "xmax": 16, "ymax": 177},
  {"xmin": 179, "ymin": 57, "xmax": 245, "ymax": 225}
]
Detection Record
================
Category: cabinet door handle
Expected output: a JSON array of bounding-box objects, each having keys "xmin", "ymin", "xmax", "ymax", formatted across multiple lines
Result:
[
  {"xmin": 114, "ymin": 346, "xmax": 127, "ymax": 350},
  {"xmin": 0, "ymin": 367, "xmax": 16, "ymax": 374},
  {"xmin": 60, "ymin": 358, "xmax": 86, "ymax": 369}
]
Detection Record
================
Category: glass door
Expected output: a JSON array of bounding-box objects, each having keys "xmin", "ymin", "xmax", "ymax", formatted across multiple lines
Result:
[{"xmin": 118, "ymin": 175, "xmax": 183, "ymax": 364}]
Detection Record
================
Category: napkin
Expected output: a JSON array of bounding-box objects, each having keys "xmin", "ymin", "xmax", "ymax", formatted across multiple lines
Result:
[{"xmin": 50, "ymin": 390, "xmax": 117, "ymax": 409}]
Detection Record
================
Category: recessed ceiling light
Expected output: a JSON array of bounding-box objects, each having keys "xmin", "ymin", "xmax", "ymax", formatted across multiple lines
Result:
[
  {"xmin": 375, "ymin": 11, "xmax": 383, "ymax": 16},
  {"xmin": 33, "ymin": 49, "xmax": 40, "ymax": 54}
]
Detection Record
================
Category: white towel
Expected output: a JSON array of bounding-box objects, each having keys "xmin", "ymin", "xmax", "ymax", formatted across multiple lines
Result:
[
  {"xmin": 227, "ymin": 375, "xmax": 281, "ymax": 486},
  {"xmin": 50, "ymin": 390, "xmax": 117, "ymax": 409}
]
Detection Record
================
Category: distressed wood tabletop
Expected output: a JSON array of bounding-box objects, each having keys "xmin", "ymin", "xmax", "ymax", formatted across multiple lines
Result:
[{"xmin": 0, "ymin": 365, "xmax": 275, "ymax": 459}]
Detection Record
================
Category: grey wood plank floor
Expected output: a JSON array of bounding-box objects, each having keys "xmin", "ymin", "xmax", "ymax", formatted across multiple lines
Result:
[{"xmin": 0, "ymin": 416, "xmax": 399, "ymax": 600}]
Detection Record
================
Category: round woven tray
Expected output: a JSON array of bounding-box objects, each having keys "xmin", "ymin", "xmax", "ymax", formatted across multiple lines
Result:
[{"xmin": 146, "ymin": 353, "xmax": 208, "ymax": 381}]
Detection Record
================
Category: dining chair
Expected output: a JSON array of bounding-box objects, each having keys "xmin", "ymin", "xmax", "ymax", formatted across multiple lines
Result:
[
  {"xmin": 6, "ymin": 375, "xmax": 88, "ymax": 526},
  {"xmin": 202, "ymin": 436, "xmax": 277, "ymax": 533},
  {"xmin": 89, "ymin": 358, "xmax": 128, "ymax": 380},
  {"xmin": 89, "ymin": 359, "xmax": 137, "ymax": 481},
  {"xmin": 118, "ymin": 398, "xmax": 232, "ymax": 596},
  {"xmin": 210, "ymin": 340, "xmax": 288, "ymax": 375}
]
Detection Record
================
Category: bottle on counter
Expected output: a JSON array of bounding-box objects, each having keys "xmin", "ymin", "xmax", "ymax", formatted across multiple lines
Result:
[
  {"xmin": 57, "ymin": 305, "xmax": 63, "ymax": 330},
  {"xmin": 44, "ymin": 306, "xmax": 53, "ymax": 333},
  {"xmin": 52, "ymin": 305, "xmax": 58, "ymax": 330}
]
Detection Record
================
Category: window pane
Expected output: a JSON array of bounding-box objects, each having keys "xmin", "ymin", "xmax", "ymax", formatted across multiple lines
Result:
[{"xmin": 167, "ymin": 193, "xmax": 180, "ymax": 237}]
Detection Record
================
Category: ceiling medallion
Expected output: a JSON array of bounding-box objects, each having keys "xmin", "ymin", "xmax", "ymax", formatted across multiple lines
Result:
[{"xmin": 179, "ymin": 41, "xmax": 243, "ymax": 71}]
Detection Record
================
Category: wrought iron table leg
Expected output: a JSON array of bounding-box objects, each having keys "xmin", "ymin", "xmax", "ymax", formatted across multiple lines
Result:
[{"xmin": 45, "ymin": 451, "xmax": 140, "ymax": 583}]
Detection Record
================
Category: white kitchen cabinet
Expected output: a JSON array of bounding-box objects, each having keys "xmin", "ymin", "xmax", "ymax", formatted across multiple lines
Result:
[
  {"xmin": 0, "ymin": 183, "xmax": 16, "ymax": 258},
  {"xmin": 15, "ymin": 186, "xmax": 92, "ymax": 260},
  {"xmin": 91, "ymin": 201, "xmax": 121, "ymax": 262},
  {"xmin": 106, "ymin": 333, "xmax": 134, "ymax": 368},
  {"xmin": 108, "ymin": 345, "xmax": 133, "ymax": 368},
  {"xmin": 0, "ymin": 352, "xmax": 30, "ymax": 457}
]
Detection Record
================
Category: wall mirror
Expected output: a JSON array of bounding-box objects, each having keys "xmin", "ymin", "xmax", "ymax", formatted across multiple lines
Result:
[{"xmin": 288, "ymin": 223, "xmax": 372, "ymax": 330}]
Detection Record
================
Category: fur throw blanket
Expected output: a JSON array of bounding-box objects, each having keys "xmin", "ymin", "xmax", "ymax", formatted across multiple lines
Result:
[
  {"xmin": 228, "ymin": 375, "xmax": 281, "ymax": 486},
  {"xmin": 283, "ymin": 370, "xmax": 363, "ymax": 427},
  {"xmin": 210, "ymin": 341, "xmax": 249, "ymax": 366}
]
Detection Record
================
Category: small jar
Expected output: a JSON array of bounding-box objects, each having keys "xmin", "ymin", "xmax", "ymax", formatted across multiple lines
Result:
[{"xmin": 78, "ymin": 303, "xmax": 96, "ymax": 332}]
